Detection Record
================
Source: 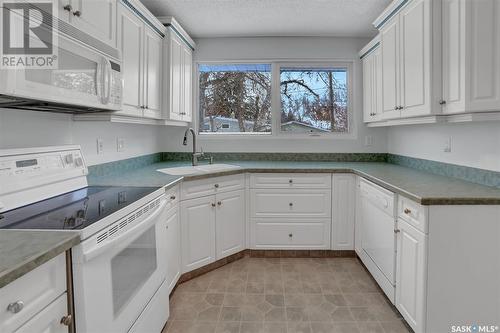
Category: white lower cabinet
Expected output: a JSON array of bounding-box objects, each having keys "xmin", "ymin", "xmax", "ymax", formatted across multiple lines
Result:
[
  {"xmin": 331, "ymin": 174, "xmax": 356, "ymax": 250},
  {"xmin": 180, "ymin": 176, "xmax": 245, "ymax": 273},
  {"xmin": 14, "ymin": 294, "xmax": 68, "ymax": 333},
  {"xmin": 252, "ymin": 220, "xmax": 331, "ymax": 249},
  {"xmin": 215, "ymin": 189, "xmax": 245, "ymax": 259},
  {"xmin": 180, "ymin": 195, "xmax": 216, "ymax": 273},
  {"xmin": 165, "ymin": 205, "xmax": 181, "ymax": 293},
  {"xmin": 396, "ymin": 218, "xmax": 428, "ymax": 333}
]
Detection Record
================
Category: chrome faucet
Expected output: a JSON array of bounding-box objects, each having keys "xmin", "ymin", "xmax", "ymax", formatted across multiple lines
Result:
[{"xmin": 183, "ymin": 128, "xmax": 204, "ymax": 166}]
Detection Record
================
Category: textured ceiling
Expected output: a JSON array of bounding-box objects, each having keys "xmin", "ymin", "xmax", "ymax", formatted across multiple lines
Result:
[{"xmin": 140, "ymin": 0, "xmax": 391, "ymax": 38}]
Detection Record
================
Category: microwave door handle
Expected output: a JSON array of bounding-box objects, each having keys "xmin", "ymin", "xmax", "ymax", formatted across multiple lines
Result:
[{"xmin": 82, "ymin": 198, "xmax": 167, "ymax": 263}]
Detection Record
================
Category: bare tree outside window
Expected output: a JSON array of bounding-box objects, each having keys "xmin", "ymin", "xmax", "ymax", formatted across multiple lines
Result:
[
  {"xmin": 280, "ymin": 68, "xmax": 349, "ymax": 133},
  {"xmin": 198, "ymin": 64, "xmax": 272, "ymax": 133}
]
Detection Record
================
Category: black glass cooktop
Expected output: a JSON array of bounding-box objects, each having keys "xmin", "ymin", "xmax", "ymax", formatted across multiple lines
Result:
[{"xmin": 0, "ymin": 186, "xmax": 159, "ymax": 230}]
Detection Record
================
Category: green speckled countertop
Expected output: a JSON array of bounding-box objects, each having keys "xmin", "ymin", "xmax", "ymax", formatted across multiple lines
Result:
[
  {"xmin": 88, "ymin": 160, "xmax": 500, "ymax": 205},
  {"xmin": 0, "ymin": 230, "xmax": 80, "ymax": 288}
]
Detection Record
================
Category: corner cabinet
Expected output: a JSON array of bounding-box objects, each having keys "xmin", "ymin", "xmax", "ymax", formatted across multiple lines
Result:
[
  {"xmin": 116, "ymin": 2, "xmax": 163, "ymax": 119},
  {"xmin": 161, "ymin": 17, "xmax": 196, "ymax": 123}
]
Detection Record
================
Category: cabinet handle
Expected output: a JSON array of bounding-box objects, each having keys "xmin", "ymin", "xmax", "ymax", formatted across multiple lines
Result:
[
  {"xmin": 7, "ymin": 301, "xmax": 24, "ymax": 314},
  {"xmin": 289, "ymin": 179, "xmax": 293, "ymax": 184},
  {"xmin": 288, "ymin": 233, "xmax": 293, "ymax": 238},
  {"xmin": 439, "ymin": 100, "xmax": 446, "ymax": 105},
  {"xmin": 73, "ymin": 10, "xmax": 82, "ymax": 17},
  {"xmin": 170, "ymin": 195, "xmax": 176, "ymax": 200},
  {"xmin": 211, "ymin": 203, "xmax": 216, "ymax": 207},
  {"xmin": 394, "ymin": 229, "xmax": 400, "ymax": 233},
  {"xmin": 63, "ymin": 4, "xmax": 72, "ymax": 11},
  {"xmin": 217, "ymin": 201, "xmax": 222, "ymax": 206},
  {"xmin": 60, "ymin": 315, "xmax": 72, "ymax": 326},
  {"xmin": 289, "ymin": 202, "xmax": 293, "ymax": 207},
  {"xmin": 404, "ymin": 208, "xmax": 411, "ymax": 214},
  {"xmin": 214, "ymin": 184, "xmax": 219, "ymax": 188}
]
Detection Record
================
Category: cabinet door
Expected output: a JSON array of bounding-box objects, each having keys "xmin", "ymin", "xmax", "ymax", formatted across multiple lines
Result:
[
  {"xmin": 362, "ymin": 54, "xmax": 374, "ymax": 122},
  {"xmin": 373, "ymin": 47, "xmax": 384, "ymax": 118},
  {"xmin": 396, "ymin": 220, "xmax": 427, "ymax": 333},
  {"xmin": 181, "ymin": 45, "xmax": 193, "ymax": 122},
  {"xmin": 180, "ymin": 196, "xmax": 216, "ymax": 273},
  {"xmin": 216, "ymin": 189, "xmax": 245, "ymax": 259},
  {"xmin": 169, "ymin": 33, "xmax": 183, "ymax": 121},
  {"xmin": 70, "ymin": 0, "xmax": 116, "ymax": 47},
  {"xmin": 399, "ymin": 0, "xmax": 431, "ymax": 117},
  {"xmin": 381, "ymin": 16, "xmax": 401, "ymax": 119},
  {"xmin": 14, "ymin": 294, "xmax": 68, "ymax": 333},
  {"xmin": 165, "ymin": 207, "xmax": 181, "ymax": 293},
  {"xmin": 116, "ymin": 4, "xmax": 143, "ymax": 116},
  {"xmin": 332, "ymin": 174, "xmax": 355, "ymax": 250},
  {"xmin": 143, "ymin": 27, "xmax": 162, "ymax": 119}
]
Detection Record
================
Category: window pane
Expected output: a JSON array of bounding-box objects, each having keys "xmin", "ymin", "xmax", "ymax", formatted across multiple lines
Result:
[
  {"xmin": 199, "ymin": 64, "xmax": 272, "ymax": 134},
  {"xmin": 280, "ymin": 67, "xmax": 349, "ymax": 133}
]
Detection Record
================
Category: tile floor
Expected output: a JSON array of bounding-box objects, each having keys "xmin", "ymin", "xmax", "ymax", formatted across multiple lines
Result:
[{"xmin": 163, "ymin": 257, "xmax": 412, "ymax": 333}]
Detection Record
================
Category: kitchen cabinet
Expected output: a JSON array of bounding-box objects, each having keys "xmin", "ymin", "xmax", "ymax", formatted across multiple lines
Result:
[
  {"xmin": 0, "ymin": 254, "xmax": 71, "ymax": 333},
  {"xmin": 380, "ymin": 0, "xmax": 433, "ymax": 120},
  {"xmin": 165, "ymin": 203, "xmax": 181, "ymax": 294},
  {"xmin": 249, "ymin": 173, "xmax": 332, "ymax": 250},
  {"xmin": 396, "ymin": 218, "xmax": 427, "ymax": 333},
  {"xmin": 331, "ymin": 174, "xmax": 355, "ymax": 250},
  {"xmin": 58, "ymin": 0, "xmax": 116, "ymax": 47},
  {"xmin": 180, "ymin": 175, "xmax": 245, "ymax": 273},
  {"xmin": 116, "ymin": 2, "xmax": 163, "ymax": 119},
  {"xmin": 441, "ymin": 0, "xmax": 500, "ymax": 114},
  {"xmin": 361, "ymin": 42, "xmax": 383, "ymax": 123},
  {"xmin": 162, "ymin": 17, "xmax": 195, "ymax": 123}
]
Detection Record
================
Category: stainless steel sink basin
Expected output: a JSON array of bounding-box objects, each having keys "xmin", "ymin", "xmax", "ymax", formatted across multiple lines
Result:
[{"xmin": 157, "ymin": 164, "xmax": 241, "ymax": 176}]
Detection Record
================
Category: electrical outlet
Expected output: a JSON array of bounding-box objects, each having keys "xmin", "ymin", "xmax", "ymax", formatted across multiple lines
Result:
[
  {"xmin": 444, "ymin": 136, "xmax": 452, "ymax": 153},
  {"xmin": 117, "ymin": 138, "xmax": 126, "ymax": 152},
  {"xmin": 364, "ymin": 135, "xmax": 374, "ymax": 147},
  {"xmin": 97, "ymin": 139, "xmax": 104, "ymax": 155}
]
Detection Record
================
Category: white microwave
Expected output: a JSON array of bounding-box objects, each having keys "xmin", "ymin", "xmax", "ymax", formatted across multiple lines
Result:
[{"xmin": 0, "ymin": 8, "xmax": 123, "ymax": 113}]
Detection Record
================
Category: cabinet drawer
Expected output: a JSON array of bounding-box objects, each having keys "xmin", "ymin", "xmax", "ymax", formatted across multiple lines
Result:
[
  {"xmin": 0, "ymin": 254, "xmax": 66, "ymax": 333},
  {"xmin": 181, "ymin": 174, "xmax": 244, "ymax": 201},
  {"xmin": 359, "ymin": 178, "xmax": 395, "ymax": 217},
  {"xmin": 14, "ymin": 293, "xmax": 68, "ymax": 333},
  {"xmin": 398, "ymin": 196, "xmax": 428, "ymax": 234},
  {"xmin": 252, "ymin": 221, "xmax": 331, "ymax": 249},
  {"xmin": 165, "ymin": 185, "xmax": 180, "ymax": 211},
  {"xmin": 250, "ymin": 189, "xmax": 331, "ymax": 218},
  {"xmin": 250, "ymin": 173, "xmax": 331, "ymax": 189}
]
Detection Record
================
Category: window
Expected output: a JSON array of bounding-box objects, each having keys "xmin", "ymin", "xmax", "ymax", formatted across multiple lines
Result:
[
  {"xmin": 280, "ymin": 67, "xmax": 349, "ymax": 133},
  {"xmin": 197, "ymin": 62, "xmax": 351, "ymax": 136},
  {"xmin": 198, "ymin": 64, "xmax": 272, "ymax": 134}
]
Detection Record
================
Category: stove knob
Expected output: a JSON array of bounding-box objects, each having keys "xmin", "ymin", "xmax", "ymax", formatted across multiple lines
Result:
[
  {"xmin": 65, "ymin": 154, "xmax": 74, "ymax": 164},
  {"xmin": 75, "ymin": 157, "xmax": 83, "ymax": 167}
]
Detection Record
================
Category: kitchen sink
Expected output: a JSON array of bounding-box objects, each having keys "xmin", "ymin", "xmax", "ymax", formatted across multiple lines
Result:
[{"xmin": 157, "ymin": 164, "xmax": 241, "ymax": 176}]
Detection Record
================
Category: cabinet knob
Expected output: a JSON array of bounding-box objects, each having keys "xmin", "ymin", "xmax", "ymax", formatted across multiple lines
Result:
[
  {"xmin": 289, "ymin": 202, "xmax": 293, "ymax": 207},
  {"xmin": 404, "ymin": 208, "xmax": 411, "ymax": 214},
  {"xmin": 214, "ymin": 184, "xmax": 219, "ymax": 188},
  {"xmin": 394, "ymin": 229, "xmax": 401, "ymax": 233},
  {"xmin": 7, "ymin": 301, "xmax": 24, "ymax": 314},
  {"xmin": 217, "ymin": 201, "xmax": 222, "ymax": 206},
  {"xmin": 439, "ymin": 100, "xmax": 446, "ymax": 105},
  {"xmin": 289, "ymin": 233, "xmax": 293, "ymax": 238},
  {"xmin": 63, "ymin": 4, "xmax": 72, "ymax": 12},
  {"xmin": 170, "ymin": 195, "xmax": 176, "ymax": 200},
  {"xmin": 289, "ymin": 179, "xmax": 293, "ymax": 184},
  {"xmin": 60, "ymin": 314, "xmax": 72, "ymax": 326},
  {"xmin": 394, "ymin": 106, "xmax": 398, "ymax": 110},
  {"xmin": 211, "ymin": 203, "xmax": 216, "ymax": 207},
  {"xmin": 73, "ymin": 10, "xmax": 82, "ymax": 17}
]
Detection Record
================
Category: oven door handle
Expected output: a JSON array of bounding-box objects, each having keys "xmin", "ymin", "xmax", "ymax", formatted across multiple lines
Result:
[{"xmin": 82, "ymin": 197, "xmax": 167, "ymax": 263}]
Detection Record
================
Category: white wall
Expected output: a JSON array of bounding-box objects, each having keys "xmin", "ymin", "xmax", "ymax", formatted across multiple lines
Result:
[
  {"xmin": 160, "ymin": 37, "xmax": 388, "ymax": 153},
  {"xmin": 0, "ymin": 109, "xmax": 161, "ymax": 166},
  {"xmin": 387, "ymin": 122, "xmax": 500, "ymax": 172}
]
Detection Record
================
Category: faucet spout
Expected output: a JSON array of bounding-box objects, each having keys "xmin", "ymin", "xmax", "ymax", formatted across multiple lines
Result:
[{"xmin": 183, "ymin": 128, "xmax": 201, "ymax": 166}]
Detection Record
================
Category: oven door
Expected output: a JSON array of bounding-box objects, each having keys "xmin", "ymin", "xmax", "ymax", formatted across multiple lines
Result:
[
  {"xmin": 72, "ymin": 197, "xmax": 167, "ymax": 333},
  {"xmin": 2, "ymin": 29, "xmax": 122, "ymax": 111}
]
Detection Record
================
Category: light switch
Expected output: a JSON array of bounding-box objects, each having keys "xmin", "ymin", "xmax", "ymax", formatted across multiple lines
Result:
[{"xmin": 444, "ymin": 137, "xmax": 452, "ymax": 153}]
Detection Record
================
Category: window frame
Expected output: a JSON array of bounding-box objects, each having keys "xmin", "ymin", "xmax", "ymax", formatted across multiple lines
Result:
[{"xmin": 194, "ymin": 60, "xmax": 355, "ymax": 140}]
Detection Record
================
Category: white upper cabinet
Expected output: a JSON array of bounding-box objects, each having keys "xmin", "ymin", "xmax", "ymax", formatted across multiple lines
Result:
[
  {"xmin": 360, "ymin": 38, "xmax": 383, "ymax": 123},
  {"xmin": 58, "ymin": 0, "xmax": 116, "ymax": 46},
  {"xmin": 161, "ymin": 17, "xmax": 196, "ymax": 123},
  {"xmin": 116, "ymin": 2, "xmax": 164, "ymax": 119},
  {"xmin": 442, "ymin": 0, "xmax": 500, "ymax": 114},
  {"xmin": 380, "ymin": 16, "xmax": 401, "ymax": 119}
]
